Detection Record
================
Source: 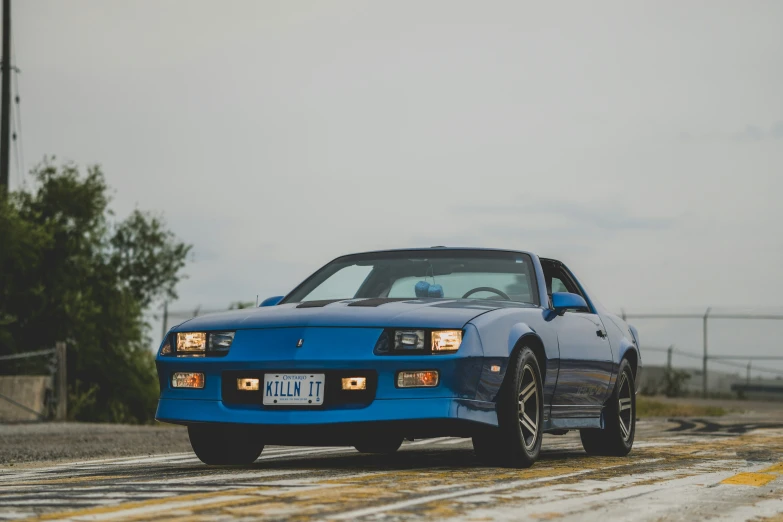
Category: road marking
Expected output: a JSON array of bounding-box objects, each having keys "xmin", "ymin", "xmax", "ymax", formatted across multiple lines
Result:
[
  {"xmin": 762, "ymin": 462, "xmax": 783, "ymax": 474},
  {"xmin": 66, "ymin": 494, "xmax": 250, "ymax": 521},
  {"xmin": 256, "ymin": 447, "xmax": 351, "ymax": 460},
  {"xmin": 329, "ymin": 469, "xmax": 595, "ymax": 520},
  {"xmin": 124, "ymin": 469, "xmax": 308, "ymax": 485},
  {"xmin": 405, "ymin": 437, "xmax": 452, "ymax": 446},
  {"xmin": 721, "ymin": 472, "xmax": 778, "ymax": 487},
  {"xmin": 438, "ymin": 438, "xmax": 471, "ymax": 445}
]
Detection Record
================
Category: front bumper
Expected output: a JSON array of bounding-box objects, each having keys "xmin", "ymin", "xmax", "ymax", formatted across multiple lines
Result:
[
  {"xmin": 155, "ymin": 325, "xmax": 500, "ymax": 432},
  {"xmin": 156, "ymin": 397, "xmax": 497, "ymax": 429}
]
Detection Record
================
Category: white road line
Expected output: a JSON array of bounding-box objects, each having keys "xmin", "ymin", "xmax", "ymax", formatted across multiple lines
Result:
[
  {"xmin": 0, "ymin": 512, "xmax": 35, "ymax": 520},
  {"xmin": 405, "ymin": 437, "xmax": 452, "ymax": 447},
  {"xmin": 329, "ymin": 458, "xmax": 663, "ymax": 520},
  {"xmin": 256, "ymin": 447, "xmax": 352, "ymax": 460},
  {"xmin": 437, "ymin": 438, "xmax": 471, "ymax": 445},
  {"xmin": 124, "ymin": 469, "xmax": 309, "ymax": 485},
  {"xmin": 329, "ymin": 469, "xmax": 595, "ymax": 520},
  {"xmin": 63, "ymin": 495, "xmax": 251, "ymax": 521}
]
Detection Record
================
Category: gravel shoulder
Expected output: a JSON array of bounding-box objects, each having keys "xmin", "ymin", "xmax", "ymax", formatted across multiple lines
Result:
[{"xmin": 0, "ymin": 422, "xmax": 190, "ymax": 465}]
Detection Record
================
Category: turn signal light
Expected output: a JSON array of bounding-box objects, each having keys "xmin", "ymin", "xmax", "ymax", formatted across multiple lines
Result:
[
  {"xmin": 341, "ymin": 377, "xmax": 367, "ymax": 391},
  {"xmin": 397, "ymin": 371, "xmax": 439, "ymax": 388},
  {"xmin": 171, "ymin": 372, "xmax": 205, "ymax": 389}
]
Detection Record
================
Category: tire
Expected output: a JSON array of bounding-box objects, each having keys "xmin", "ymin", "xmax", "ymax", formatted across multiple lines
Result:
[
  {"xmin": 188, "ymin": 424, "xmax": 264, "ymax": 465},
  {"xmin": 354, "ymin": 436, "xmax": 403, "ymax": 454},
  {"xmin": 472, "ymin": 347, "xmax": 544, "ymax": 468},
  {"xmin": 580, "ymin": 358, "xmax": 636, "ymax": 457}
]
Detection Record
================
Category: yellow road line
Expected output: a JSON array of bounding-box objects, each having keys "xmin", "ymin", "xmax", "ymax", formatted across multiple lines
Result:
[
  {"xmin": 721, "ymin": 472, "xmax": 778, "ymax": 487},
  {"xmin": 761, "ymin": 462, "xmax": 783, "ymax": 474}
]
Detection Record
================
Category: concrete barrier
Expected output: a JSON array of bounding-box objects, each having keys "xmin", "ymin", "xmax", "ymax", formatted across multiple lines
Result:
[{"xmin": 0, "ymin": 376, "xmax": 52, "ymax": 422}]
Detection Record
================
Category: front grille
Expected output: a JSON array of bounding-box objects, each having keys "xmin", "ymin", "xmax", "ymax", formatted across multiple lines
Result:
[{"xmin": 221, "ymin": 370, "xmax": 377, "ymax": 408}]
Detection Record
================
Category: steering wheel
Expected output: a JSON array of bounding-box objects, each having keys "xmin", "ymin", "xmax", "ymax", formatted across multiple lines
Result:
[{"xmin": 461, "ymin": 287, "xmax": 511, "ymax": 300}]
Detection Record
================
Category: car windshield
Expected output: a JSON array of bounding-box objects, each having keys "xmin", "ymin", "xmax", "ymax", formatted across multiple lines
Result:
[{"xmin": 282, "ymin": 250, "xmax": 538, "ymax": 305}]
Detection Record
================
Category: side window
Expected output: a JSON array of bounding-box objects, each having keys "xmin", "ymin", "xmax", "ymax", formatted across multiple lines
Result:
[
  {"xmin": 543, "ymin": 260, "xmax": 591, "ymax": 312},
  {"xmin": 551, "ymin": 277, "xmax": 569, "ymax": 293}
]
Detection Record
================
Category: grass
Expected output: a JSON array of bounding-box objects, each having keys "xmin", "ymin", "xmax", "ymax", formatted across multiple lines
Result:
[{"xmin": 636, "ymin": 396, "xmax": 727, "ymax": 418}]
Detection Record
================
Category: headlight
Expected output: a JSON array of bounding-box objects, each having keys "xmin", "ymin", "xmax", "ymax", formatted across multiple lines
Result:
[
  {"xmin": 394, "ymin": 330, "xmax": 425, "ymax": 350},
  {"xmin": 375, "ymin": 329, "xmax": 463, "ymax": 355},
  {"xmin": 176, "ymin": 332, "xmax": 206, "ymax": 352},
  {"xmin": 431, "ymin": 330, "xmax": 462, "ymax": 352},
  {"xmin": 208, "ymin": 331, "xmax": 235, "ymax": 352},
  {"xmin": 167, "ymin": 331, "xmax": 235, "ymax": 357}
]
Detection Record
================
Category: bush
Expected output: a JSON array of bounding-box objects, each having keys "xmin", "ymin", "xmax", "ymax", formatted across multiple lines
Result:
[{"xmin": 0, "ymin": 160, "xmax": 191, "ymax": 423}]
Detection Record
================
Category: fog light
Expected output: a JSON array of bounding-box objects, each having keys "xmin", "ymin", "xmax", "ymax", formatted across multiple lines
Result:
[
  {"xmin": 171, "ymin": 372, "xmax": 205, "ymax": 389},
  {"xmin": 397, "ymin": 371, "xmax": 439, "ymax": 388},
  {"xmin": 341, "ymin": 377, "xmax": 367, "ymax": 390},
  {"xmin": 237, "ymin": 378, "xmax": 259, "ymax": 391}
]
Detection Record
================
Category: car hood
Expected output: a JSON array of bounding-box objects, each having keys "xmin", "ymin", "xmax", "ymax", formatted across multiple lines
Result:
[{"xmin": 172, "ymin": 298, "xmax": 534, "ymax": 332}]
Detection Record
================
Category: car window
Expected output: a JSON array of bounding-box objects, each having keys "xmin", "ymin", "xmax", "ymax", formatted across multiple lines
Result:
[
  {"xmin": 286, "ymin": 250, "xmax": 539, "ymax": 305},
  {"xmin": 388, "ymin": 272, "xmax": 534, "ymax": 302},
  {"xmin": 551, "ymin": 277, "xmax": 569, "ymax": 293},
  {"xmin": 300, "ymin": 264, "xmax": 373, "ymax": 301}
]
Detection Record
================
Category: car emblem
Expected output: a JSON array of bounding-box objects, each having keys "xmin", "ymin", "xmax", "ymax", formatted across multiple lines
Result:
[{"xmin": 296, "ymin": 339, "xmax": 304, "ymax": 348}]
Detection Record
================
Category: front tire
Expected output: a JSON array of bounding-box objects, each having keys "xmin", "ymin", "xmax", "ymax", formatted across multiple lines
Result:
[
  {"xmin": 580, "ymin": 358, "xmax": 636, "ymax": 456},
  {"xmin": 188, "ymin": 424, "xmax": 264, "ymax": 465},
  {"xmin": 472, "ymin": 347, "xmax": 543, "ymax": 468}
]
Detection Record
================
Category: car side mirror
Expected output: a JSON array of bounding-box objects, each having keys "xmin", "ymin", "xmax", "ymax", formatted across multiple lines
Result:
[
  {"xmin": 551, "ymin": 292, "xmax": 588, "ymax": 315},
  {"xmin": 259, "ymin": 296, "xmax": 284, "ymax": 307}
]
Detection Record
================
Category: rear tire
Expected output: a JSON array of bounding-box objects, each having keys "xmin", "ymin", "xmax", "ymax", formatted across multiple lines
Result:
[
  {"xmin": 188, "ymin": 424, "xmax": 264, "ymax": 465},
  {"xmin": 580, "ymin": 358, "xmax": 636, "ymax": 456},
  {"xmin": 354, "ymin": 437, "xmax": 403, "ymax": 454},
  {"xmin": 472, "ymin": 346, "xmax": 543, "ymax": 468}
]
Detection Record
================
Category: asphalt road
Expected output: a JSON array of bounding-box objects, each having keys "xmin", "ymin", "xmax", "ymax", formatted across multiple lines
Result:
[{"xmin": 1, "ymin": 413, "xmax": 783, "ymax": 521}]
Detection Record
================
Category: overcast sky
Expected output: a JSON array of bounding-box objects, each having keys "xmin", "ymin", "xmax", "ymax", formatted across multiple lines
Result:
[{"xmin": 11, "ymin": 1, "xmax": 783, "ymax": 370}]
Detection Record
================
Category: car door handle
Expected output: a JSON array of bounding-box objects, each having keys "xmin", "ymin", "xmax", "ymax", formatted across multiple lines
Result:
[{"xmin": 596, "ymin": 329, "xmax": 607, "ymax": 339}]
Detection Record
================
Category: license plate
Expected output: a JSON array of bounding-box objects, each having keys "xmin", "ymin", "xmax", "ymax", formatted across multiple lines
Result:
[{"xmin": 263, "ymin": 373, "xmax": 325, "ymax": 406}]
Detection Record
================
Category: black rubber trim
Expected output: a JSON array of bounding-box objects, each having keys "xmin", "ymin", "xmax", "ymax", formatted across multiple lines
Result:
[
  {"xmin": 347, "ymin": 298, "xmax": 410, "ymax": 307},
  {"xmin": 296, "ymin": 299, "xmax": 343, "ymax": 308}
]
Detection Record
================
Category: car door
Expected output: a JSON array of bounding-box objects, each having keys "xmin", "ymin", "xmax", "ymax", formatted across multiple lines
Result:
[{"xmin": 544, "ymin": 262, "xmax": 614, "ymax": 415}]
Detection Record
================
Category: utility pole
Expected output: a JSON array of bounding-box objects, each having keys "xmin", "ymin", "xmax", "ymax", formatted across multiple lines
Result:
[
  {"xmin": 666, "ymin": 345, "xmax": 673, "ymax": 370},
  {"xmin": 0, "ymin": 0, "xmax": 11, "ymax": 197},
  {"xmin": 161, "ymin": 301, "xmax": 169, "ymax": 340},
  {"xmin": 55, "ymin": 342, "xmax": 67, "ymax": 421},
  {"xmin": 702, "ymin": 307, "xmax": 711, "ymax": 399}
]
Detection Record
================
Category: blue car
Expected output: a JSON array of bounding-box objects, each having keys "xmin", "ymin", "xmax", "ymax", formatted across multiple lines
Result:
[{"xmin": 156, "ymin": 248, "xmax": 641, "ymax": 468}]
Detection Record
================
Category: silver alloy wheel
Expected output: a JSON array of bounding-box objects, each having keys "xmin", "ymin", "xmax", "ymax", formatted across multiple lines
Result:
[
  {"xmin": 518, "ymin": 363, "xmax": 539, "ymax": 450},
  {"xmin": 617, "ymin": 372, "xmax": 633, "ymax": 441}
]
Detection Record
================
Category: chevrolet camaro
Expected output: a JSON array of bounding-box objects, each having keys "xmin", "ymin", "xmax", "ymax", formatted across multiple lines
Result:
[{"xmin": 155, "ymin": 248, "xmax": 641, "ymax": 468}]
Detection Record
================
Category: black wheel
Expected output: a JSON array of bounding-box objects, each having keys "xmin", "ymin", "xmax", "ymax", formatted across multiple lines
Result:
[
  {"xmin": 354, "ymin": 436, "xmax": 403, "ymax": 454},
  {"xmin": 188, "ymin": 424, "xmax": 264, "ymax": 465},
  {"xmin": 472, "ymin": 347, "xmax": 543, "ymax": 468},
  {"xmin": 580, "ymin": 358, "xmax": 636, "ymax": 456}
]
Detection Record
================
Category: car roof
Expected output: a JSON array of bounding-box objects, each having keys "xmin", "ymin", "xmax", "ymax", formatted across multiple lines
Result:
[{"xmin": 334, "ymin": 247, "xmax": 538, "ymax": 258}]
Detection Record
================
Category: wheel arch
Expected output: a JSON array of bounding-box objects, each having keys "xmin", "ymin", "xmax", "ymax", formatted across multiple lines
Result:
[
  {"xmin": 620, "ymin": 345, "xmax": 640, "ymax": 383},
  {"xmin": 510, "ymin": 332, "xmax": 548, "ymax": 384},
  {"xmin": 506, "ymin": 323, "xmax": 547, "ymax": 381}
]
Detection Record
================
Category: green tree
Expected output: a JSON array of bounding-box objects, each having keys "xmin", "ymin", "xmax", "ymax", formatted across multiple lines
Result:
[{"xmin": 0, "ymin": 160, "xmax": 191, "ymax": 423}]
